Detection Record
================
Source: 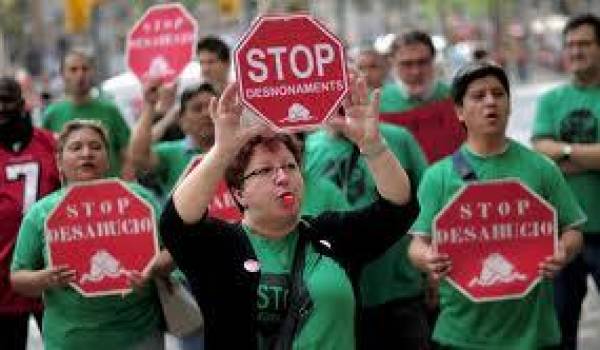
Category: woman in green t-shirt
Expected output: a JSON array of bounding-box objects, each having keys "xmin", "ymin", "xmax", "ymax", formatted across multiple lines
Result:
[
  {"xmin": 10, "ymin": 120, "xmax": 170, "ymax": 350},
  {"xmin": 160, "ymin": 78, "xmax": 417, "ymax": 349}
]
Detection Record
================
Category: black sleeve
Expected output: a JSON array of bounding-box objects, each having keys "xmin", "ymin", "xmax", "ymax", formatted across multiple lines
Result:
[
  {"xmin": 309, "ymin": 194, "xmax": 419, "ymax": 270},
  {"xmin": 159, "ymin": 199, "xmax": 241, "ymax": 278},
  {"xmin": 160, "ymin": 199, "xmax": 260, "ymax": 349}
]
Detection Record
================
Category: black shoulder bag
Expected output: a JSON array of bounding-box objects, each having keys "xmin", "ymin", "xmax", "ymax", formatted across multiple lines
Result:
[{"xmin": 272, "ymin": 227, "xmax": 314, "ymax": 350}]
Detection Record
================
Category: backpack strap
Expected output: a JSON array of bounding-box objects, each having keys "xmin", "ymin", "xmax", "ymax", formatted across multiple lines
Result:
[
  {"xmin": 452, "ymin": 149, "xmax": 477, "ymax": 182},
  {"xmin": 272, "ymin": 224, "xmax": 313, "ymax": 350}
]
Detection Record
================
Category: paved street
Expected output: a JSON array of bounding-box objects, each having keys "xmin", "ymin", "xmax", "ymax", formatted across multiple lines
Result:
[{"xmin": 26, "ymin": 75, "xmax": 600, "ymax": 349}]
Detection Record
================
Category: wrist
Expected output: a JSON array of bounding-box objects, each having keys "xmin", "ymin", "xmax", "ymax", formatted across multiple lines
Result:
[{"xmin": 360, "ymin": 138, "xmax": 388, "ymax": 159}]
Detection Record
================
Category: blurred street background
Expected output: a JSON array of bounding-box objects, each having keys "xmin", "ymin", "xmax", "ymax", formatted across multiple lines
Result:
[{"xmin": 2, "ymin": 0, "xmax": 600, "ymax": 99}]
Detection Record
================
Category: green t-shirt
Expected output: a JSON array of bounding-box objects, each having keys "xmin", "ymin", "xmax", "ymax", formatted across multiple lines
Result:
[
  {"xmin": 42, "ymin": 98, "xmax": 131, "ymax": 177},
  {"xmin": 11, "ymin": 182, "xmax": 162, "ymax": 350},
  {"xmin": 245, "ymin": 228, "xmax": 355, "ymax": 350},
  {"xmin": 304, "ymin": 124, "xmax": 428, "ymax": 305},
  {"xmin": 301, "ymin": 174, "xmax": 349, "ymax": 216},
  {"xmin": 379, "ymin": 80, "xmax": 450, "ymax": 113},
  {"xmin": 533, "ymin": 83, "xmax": 600, "ymax": 233},
  {"xmin": 410, "ymin": 140, "xmax": 586, "ymax": 349},
  {"xmin": 153, "ymin": 138, "xmax": 202, "ymax": 198}
]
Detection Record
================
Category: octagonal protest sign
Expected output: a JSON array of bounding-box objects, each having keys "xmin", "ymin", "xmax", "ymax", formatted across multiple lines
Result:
[
  {"xmin": 45, "ymin": 179, "xmax": 159, "ymax": 297},
  {"xmin": 235, "ymin": 14, "xmax": 348, "ymax": 132},
  {"xmin": 126, "ymin": 3, "xmax": 197, "ymax": 83},
  {"xmin": 433, "ymin": 180, "xmax": 557, "ymax": 302},
  {"xmin": 174, "ymin": 155, "xmax": 241, "ymax": 223}
]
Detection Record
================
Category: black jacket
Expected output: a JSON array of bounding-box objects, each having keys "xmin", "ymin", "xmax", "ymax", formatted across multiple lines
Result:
[{"xmin": 160, "ymin": 195, "xmax": 417, "ymax": 349}]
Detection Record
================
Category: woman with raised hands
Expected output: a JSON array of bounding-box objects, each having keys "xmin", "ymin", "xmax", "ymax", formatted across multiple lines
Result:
[{"xmin": 160, "ymin": 76, "xmax": 418, "ymax": 349}]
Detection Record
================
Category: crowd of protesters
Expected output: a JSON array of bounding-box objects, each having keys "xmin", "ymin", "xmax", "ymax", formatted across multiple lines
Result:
[{"xmin": 1, "ymin": 11, "xmax": 600, "ymax": 350}]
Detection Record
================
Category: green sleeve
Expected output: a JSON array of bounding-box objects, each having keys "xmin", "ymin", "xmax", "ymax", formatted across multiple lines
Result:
[
  {"xmin": 41, "ymin": 106, "xmax": 55, "ymax": 131},
  {"xmin": 532, "ymin": 92, "xmax": 556, "ymax": 139},
  {"xmin": 11, "ymin": 204, "xmax": 46, "ymax": 271},
  {"xmin": 131, "ymin": 182, "xmax": 161, "ymax": 218},
  {"xmin": 542, "ymin": 159, "xmax": 587, "ymax": 229},
  {"xmin": 403, "ymin": 132, "xmax": 428, "ymax": 185},
  {"xmin": 152, "ymin": 142, "xmax": 171, "ymax": 184},
  {"xmin": 108, "ymin": 105, "xmax": 131, "ymax": 152},
  {"xmin": 381, "ymin": 124, "xmax": 428, "ymax": 185},
  {"xmin": 301, "ymin": 177, "xmax": 350, "ymax": 216},
  {"xmin": 409, "ymin": 166, "xmax": 445, "ymax": 235}
]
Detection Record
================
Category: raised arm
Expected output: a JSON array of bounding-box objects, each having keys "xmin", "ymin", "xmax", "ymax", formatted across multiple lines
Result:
[
  {"xmin": 328, "ymin": 75, "xmax": 411, "ymax": 205},
  {"xmin": 128, "ymin": 78, "xmax": 166, "ymax": 173},
  {"xmin": 171, "ymin": 83, "xmax": 265, "ymax": 223}
]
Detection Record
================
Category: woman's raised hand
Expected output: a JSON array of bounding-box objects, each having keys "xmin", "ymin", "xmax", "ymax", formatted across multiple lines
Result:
[
  {"xmin": 328, "ymin": 73, "xmax": 382, "ymax": 150},
  {"xmin": 209, "ymin": 83, "xmax": 268, "ymax": 154}
]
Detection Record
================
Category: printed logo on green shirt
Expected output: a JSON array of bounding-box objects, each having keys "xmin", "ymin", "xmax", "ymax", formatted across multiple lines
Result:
[
  {"xmin": 560, "ymin": 109, "xmax": 598, "ymax": 143},
  {"xmin": 322, "ymin": 157, "xmax": 367, "ymax": 206},
  {"xmin": 257, "ymin": 273, "xmax": 290, "ymax": 335}
]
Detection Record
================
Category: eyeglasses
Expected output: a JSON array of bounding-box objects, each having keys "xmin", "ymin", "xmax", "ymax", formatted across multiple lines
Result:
[{"xmin": 242, "ymin": 162, "xmax": 299, "ymax": 181}]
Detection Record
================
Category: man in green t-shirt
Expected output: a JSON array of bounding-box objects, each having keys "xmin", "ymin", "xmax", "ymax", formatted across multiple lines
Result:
[
  {"xmin": 129, "ymin": 82, "xmax": 218, "ymax": 202},
  {"xmin": 304, "ymin": 122, "xmax": 428, "ymax": 349},
  {"xmin": 379, "ymin": 30, "xmax": 465, "ymax": 165},
  {"xmin": 42, "ymin": 50, "xmax": 130, "ymax": 178},
  {"xmin": 531, "ymin": 13, "xmax": 600, "ymax": 350},
  {"xmin": 409, "ymin": 61, "xmax": 585, "ymax": 349},
  {"xmin": 380, "ymin": 30, "xmax": 450, "ymax": 113}
]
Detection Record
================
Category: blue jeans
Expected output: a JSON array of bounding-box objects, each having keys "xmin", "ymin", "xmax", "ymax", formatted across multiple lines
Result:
[{"xmin": 554, "ymin": 235, "xmax": 600, "ymax": 350}]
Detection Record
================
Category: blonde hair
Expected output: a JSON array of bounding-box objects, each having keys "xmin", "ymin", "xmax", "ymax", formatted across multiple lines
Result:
[{"xmin": 57, "ymin": 119, "xmax": 110, "ymax": 157}]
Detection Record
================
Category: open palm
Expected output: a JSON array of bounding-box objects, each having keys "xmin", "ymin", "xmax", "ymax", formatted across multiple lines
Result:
[{"xmin": 328, "ymin": 75, "xmax": 381, "ymax": 149}]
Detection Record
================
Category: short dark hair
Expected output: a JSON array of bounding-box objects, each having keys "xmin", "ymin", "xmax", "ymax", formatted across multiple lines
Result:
[
  {"xmin": 180, "ymin": 82, "xmax": 217, "ymax": 114},
  {"xmin": 391, "ymin": 30, "xmax": 435, "ymax": 58},
  {"xmin": 563, "ymin": 13, "xmax": 600, "ymax": 44},
  {"xmin": 0, "ymin": 76, "xmax": 23, "ymax": 101},
  {"xmin": 225, "ymin": 134, "xmax": 302, "ymax": 191},
  {"xmin": 451, "ymin": 61, "xmax": 510, "ymax": 106},
  {"xmin": 196, "ymin": 36, "xmax": 231, "ymax": 63}
]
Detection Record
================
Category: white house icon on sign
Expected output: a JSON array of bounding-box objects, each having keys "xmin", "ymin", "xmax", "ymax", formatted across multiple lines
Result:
[{"xmin": 145, "ymin": 56, "xmax": 175, "ymax": 79}]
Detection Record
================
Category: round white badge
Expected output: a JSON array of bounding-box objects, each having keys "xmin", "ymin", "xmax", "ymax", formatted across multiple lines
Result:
[{"xmin": 243, "ymin": 259, "xmax": 261, "ymax": 273}]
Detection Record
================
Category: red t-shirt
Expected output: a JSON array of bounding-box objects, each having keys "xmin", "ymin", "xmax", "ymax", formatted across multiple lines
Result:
[{"xmin": 0, "ymin": 128, "xmax": 60, "ymax": 314}]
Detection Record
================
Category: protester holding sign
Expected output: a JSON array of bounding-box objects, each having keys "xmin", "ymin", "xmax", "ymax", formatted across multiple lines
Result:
[
  {"xmin": 130, "ymin": 81, "xmax": 218, "ymax": 201},
  {"xmin": 408, "ymin": 61, "xmax": 585, "ymax": 349},
  {"xmin": 160, "ymin": 77, "xmax": 416, "ymax": 349},
  {"xmin": 10, "ymin": 120, "xmax": 168, "ymax": 350}
]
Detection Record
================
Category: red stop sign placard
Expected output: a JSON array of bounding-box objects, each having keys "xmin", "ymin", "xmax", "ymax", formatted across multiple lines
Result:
[
  {"xmin": 45, "ymin": 180, "xmax": 159, "ymax": 297},
  {"xmin": 126, "ymin": 3, "xmax": 197, "ymax": 83},
  {"xmin": 433, "ymin": 180, "xmax": 557, "ymax": 302},
  {"xmin": 235, "ymin": 14, "xmax": 348, "ymax": 131},
  {"xmin": 176, "ymin": 155, "xmax": 241, "ymax": 223}
]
